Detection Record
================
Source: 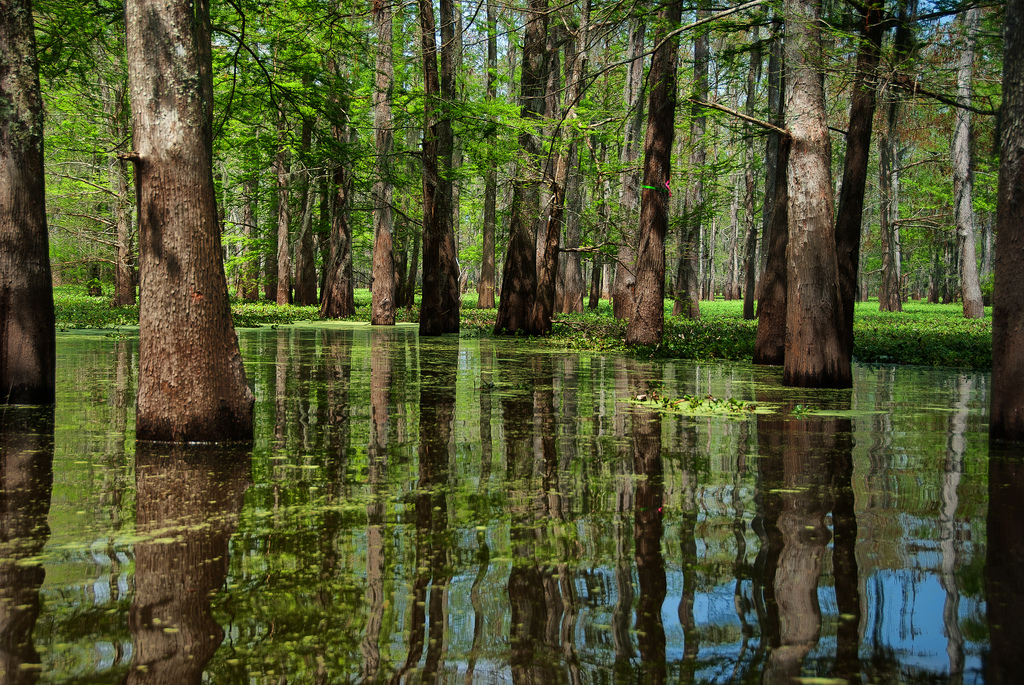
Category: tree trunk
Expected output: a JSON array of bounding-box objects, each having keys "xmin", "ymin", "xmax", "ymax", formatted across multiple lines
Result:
[
  {"xmin": 112, "ymin": 153, "xmax": 136, "ymax": 307},
  {"xmin": 0, "ymin": 0, "xmax": 55, "ymax": 405},
  {"xmin": 782, "ymin": 0, "xmax": 852, "ymax": 388},
  {"xmin": 672, "ymin": 9, "xmax": 708, "ymax": 319},
  {"xmin": 126, "ymin": 0, "xmax": 254, "ymax": 441},
  {"xmin": 612, "ymin": 16, "xmax": 645, "ymax": 321},
  {"xmin": 418, "ymin": 0, "xmax": 461, "ymax": 335},
  {"xmin": 725, "ymin": 177, "xmax": 741, "ymax": 300},
  {"xmin": 753, "ymin": 137, "xmax": 790, "ymax": 366},
  {"xmin": 293, "ymin": 170, "xmax": 318, "ymax": 306},
  {"xmin": 835, "ymin": 0, "xmax": 884, "ymax": 356},
  {"xmin": 878, "ymin": 88, "xmax": 903, "ymax": 312},
  {"xmin": 954, "ymin": 7, "xmax": 983, "ymax": 319},
  {"xmin": 557, "ymin": 5, "xmax": 588, "ymax": 315},
  {"xmin": 494, "ymin": 0, "xmax": 548, "ymax": 335},
  {"xmin": 991, "ymin": 0, "xmax": 1024, "ymax": 441},
  {"xmin": 477, "ymin": 0, "xmax": 498, "ymax": 309},
  {"xmin": 240, "ymin": 176, "xmax": 260, "ymax": 301},
  {"xmin": 625, "ymin": 1, "xmax": 681, "ymax": 346},
  {"xmin": 371, "ymin": 0, "xmax": 396, "ymax": 324},
  {"xmin": 292, "ymin": 118, "xmax": 317, "ymax": 307},
  {"xmin": 274, "ymin": 109, "xmax": 292, "ymax": 305},
  {"xmin": 878, "ymin": 0, "xmax": 915, "ymax": 313},
  {"xmin": 757, "ymin": 17, "xmax": 784, "ymax": 305},
  {"xmin": 321, "ymin": 121, "xmax": 356, "ymax": 319},
  {"xmin": 742, "ymin": 27, "xmax": 762, "ymax": 320}
]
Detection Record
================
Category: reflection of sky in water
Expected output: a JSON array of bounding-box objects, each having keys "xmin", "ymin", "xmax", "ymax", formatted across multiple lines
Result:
[{"xmin": 864, "ymin": 570, "xmax": 985, "ymax": 681}]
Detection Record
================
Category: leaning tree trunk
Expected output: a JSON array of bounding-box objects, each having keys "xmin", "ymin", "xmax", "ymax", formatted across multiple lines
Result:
[
  {"xmin": 991, "ymin": 0, "xmax": 1024, "ymax": 441},
  {"xmin": 835, "ymin": 0, "xmax": 884, "ymax": 357},
  {"xmin": 0, "ymin": 0, "xmax": 55, "ymax": 405},
  {"xmin": 126, "ymin": 0, "xmax": 253, "ymax": 441},
  {"xmin": 625, "ymin": 0, "xmax": 682, "ymax": 345},
  {"xmin": 494, "ymin": 0, "xmax": 548, "ymax": 335},
  {"xmin": 612, "ymin": 16, "xmax": 645, "ymax": 321},
  {"xmin": 782, "ymin": 0, "xmax": 852, "ymax": 388},
  {"xmin": 954, "ymin": 7, "xmax": 983, "ymax": 319},
  {"xmin": 418, "ymin": 0, "xmax": 461, "ymax": 335},
  {"xmin": 371, "ymin": 0, "xmax": 396, "ymax": 325}
]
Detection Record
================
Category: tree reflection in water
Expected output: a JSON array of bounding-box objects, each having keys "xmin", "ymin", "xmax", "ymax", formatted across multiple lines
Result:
[
  {"xmin": 986, "ymin": 442, "xmax": 1024, "ymax": 684},
  {"xmin": 0, "ymin": 408, "xmax": 54, "ymax": 683},
  {"xmin": 755, "ymin": 395, "xmax": 854, "ymax": 682},
  {"xmin": 124, "ymin": 445, "xmax": 250, "ymax": 684}
]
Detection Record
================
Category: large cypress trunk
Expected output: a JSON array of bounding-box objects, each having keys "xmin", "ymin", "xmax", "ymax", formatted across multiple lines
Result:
[
  {"xmin": 626, "ymin": 1, "xmax": 682, "ymax": 345},
  {"xmin": 126, "ymin": 0, "xmax": 253, "ymax": 441},
  {"xmin": 834, "ymin": 0, "xmax": 884, "ymax": 356},
  {"xmin": 0, "ymin": 0, "xmax": 55, "ymax": 405},
  {"xmin": 782, "ymin": 0, "xmax": 851, "ymax": 388},
  {"xmin": 991, "ymin": 0, "xmax": 1024, "ymax": 441},
  {"xmin": 494, "ymin": 0, "xmax": 548, "ymax": 335},
  {"xmin": 371, "ymin": 0, "xmax": 396, "ymax": 324},
  {"xmin": 753, "ymin": 138, "xmax": 790, "ymax": 365},
  {"xmin": 417, "ymin": 0, "xmax": 460, "ymax": 335}
]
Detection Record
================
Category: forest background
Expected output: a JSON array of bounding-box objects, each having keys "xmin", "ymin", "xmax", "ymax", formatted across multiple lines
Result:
[{"xmin": 39, "ymin": 0, "xmax": 1001, "ymax": 353}]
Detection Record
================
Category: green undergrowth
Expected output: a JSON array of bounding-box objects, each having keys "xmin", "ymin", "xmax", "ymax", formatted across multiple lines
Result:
[{"xmin": 55, "ymin": 285, "xmax": 992, "ymax": 370}]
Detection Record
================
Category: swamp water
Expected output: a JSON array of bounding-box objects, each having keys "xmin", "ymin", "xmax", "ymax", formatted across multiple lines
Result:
[{"xmin": 4, "ymin": 323, "xmax": 1020, "ymax": 683}]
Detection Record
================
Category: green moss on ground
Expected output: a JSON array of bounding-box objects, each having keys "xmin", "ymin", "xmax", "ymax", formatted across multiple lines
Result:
[{"xmin": 55, "ymin": 285, "xmax": 992, "ymax": 370}]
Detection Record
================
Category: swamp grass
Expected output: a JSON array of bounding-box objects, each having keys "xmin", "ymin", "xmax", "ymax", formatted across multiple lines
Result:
[{"xmin": 54, "ymin": 285, "xmax": 993, "ymax": 370}]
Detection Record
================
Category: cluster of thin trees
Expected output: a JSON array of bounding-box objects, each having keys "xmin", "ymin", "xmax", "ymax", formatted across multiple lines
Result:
[{"xmin": 2, "ymin": 0, "xmax": 1024, "ymax": 442}]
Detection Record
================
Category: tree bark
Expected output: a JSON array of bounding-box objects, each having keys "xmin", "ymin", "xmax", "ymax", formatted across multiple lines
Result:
[
  {"xmin": 126, "ymin": 0, "xmax": 254, "ymax": 441},
  {"xmin": 782, "ymin": 0, "xmax": 852, "ymax": 388},
  {"xmin": 418, "ymin": 0, "xmax": 461, "ymax": 335},
  {"xmin": 109, "ymin": 80, "xmax": 137, "ymax": 308},
  {"xmin": 274, "ymin": 108, "xmax": 292, "ymax": 305},
  {"xmin": 477, "ymin": 0, "xmax": 499, "ymax": 309},
  {"xmin": 991, "ymin": 0, "xmax": 1024, "ymax": 441},
  {"xmin": 612, "ymin": 16, "xmax": 645, "ymax": 321},
  {"xmin": 878, "ymin": 0, "xmax": 915, "ymax": 313},
  {"xmin": 321, "ymin": 122, "xmax": 358, "ymax": 317},
  {"xmin": 672, "ymin": 9, "xmax": 708, "ymax": 319},
  {"xmin": 0, "ymin": 0, "xmax": 55, "ymax": 405},
  {"xmin": 742, "ymin": 27, "xmax": 762, "ymax": 319},
  {"xmin": 371, "ymin": 0, "xmax": 396, "ymax": 324},
  {"xmin": 835, "ymin": 0, "xmax": 884, "ymax": 357},
  {"xmin": 292, "ymin": 120, "xmax": 318, "ymax": 306},
  {"xmin": 757, "ymin": 17, "xmax": 784, "ymax": 305},
  {"xmin": 753, "ymin": 137, "xmax": 790, "ymax": 365},
  {"xmin": 557, "ymin": 3, "xmax": 588, "ymax": 315},
  {"xmin": 293, "ymin": 170, "xmax": 318, "ymax": 306},
  {"xmin": 954, "ymin": 7, "xmax": 983, "ymax": 319},
  {"xmin": 625, "ymin": 1, "xmax": 682, "ymax": 346},
  {"xmin": 494, "ymin": 0, "xmax": 548, "ymax": 335},
  {"xmin": 240, "ymin": 176, "xmax": 259, "ymax": 301}
]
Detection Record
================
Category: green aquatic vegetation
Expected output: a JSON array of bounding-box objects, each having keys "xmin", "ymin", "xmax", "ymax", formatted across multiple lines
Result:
[
  {"xmin": 54, "ymin": 287, "xmax": 993, "ymax": 369},
  {"xmin": 630, "ymin": 389, "xmax": 766, "ymax": 416}
]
